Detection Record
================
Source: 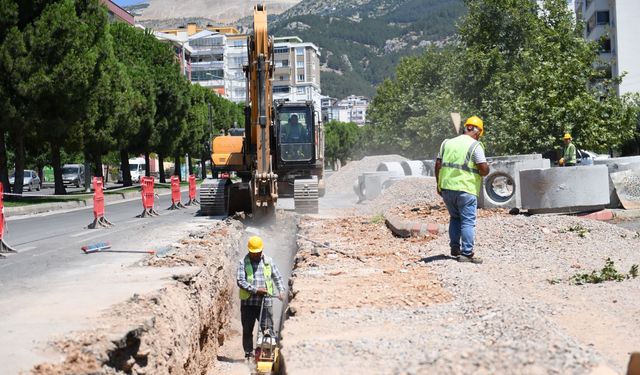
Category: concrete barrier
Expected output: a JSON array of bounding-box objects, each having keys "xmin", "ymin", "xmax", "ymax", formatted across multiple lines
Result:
[
  {"xmin": 479, "ymin": 154, "xmax": 550, "ymax": 209},
  {"xmin": 520, "ymin": 165, "xmax": 610, "ymax": 214},
  {"xmin": 594, "ymin": 157, "xmax": 640, "ymax": 208}
]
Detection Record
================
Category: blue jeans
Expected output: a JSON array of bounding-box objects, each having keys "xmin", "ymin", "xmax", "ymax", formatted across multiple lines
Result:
[{"xmin": 441, "ymin": 189, "xmax": 477, "ymax": 256}]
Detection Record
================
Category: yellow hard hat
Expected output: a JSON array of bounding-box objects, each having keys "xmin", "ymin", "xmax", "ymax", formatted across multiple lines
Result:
[
  {"xmin": 464, "ymin": 116, "xmax": 484, "ymax": 137},
  {"xmin": 247, "ymin": 236, "xmax": 263, "ymax": 253},
  {"xmin": 563, "ymin": 133, "xmax": 572, "ymax": 140}
]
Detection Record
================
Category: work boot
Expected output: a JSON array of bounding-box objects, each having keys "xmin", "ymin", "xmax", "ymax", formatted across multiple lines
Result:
[
  {"xmin": 450, "ymin": 248, "xmax": 461, "ymax": 257},
  {"xmin": 245, "ymin": 351, "xmax": 253, "ymax": 360},
  {"xmin": 458, "ymin": 253, "xmax": 483, "ymax": 264}
]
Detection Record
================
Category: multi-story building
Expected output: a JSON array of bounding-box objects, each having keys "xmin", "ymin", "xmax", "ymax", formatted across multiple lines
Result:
[
  {"xmin": 155, "ymin": 24, "xmax": 244, "ymax": 97},
  {"xmin": 272, "ymin": 36, "xmax": 322, "ymax": 113},
  {"xmin": 323, "ymin": 95, "xmax": 369, "ymax": 126},
  {"xmin": 226, "ymin": 34, "xmax": 248, "ymax": 103},
  {"xmin": 575, "ymin": 0, "xmax": 640, "ymax": 95}
]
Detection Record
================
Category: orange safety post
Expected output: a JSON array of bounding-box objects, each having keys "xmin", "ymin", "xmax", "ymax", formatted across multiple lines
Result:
[
  {"xmin": 137, "ymin": 176, "xmax": 159, "ymax": 217},
  {"xmin": 185, "ymin": 174, "xmax": 200, "ymax": 206},
  {"xmin": 87, "ymin": 177, "xmax": 113, "ymax": 229},
  {"xmin": 167, "ymin": 175, "xmax": 185, "ymax": 210},
  {"xmin": 0, "ymin": 182, "xmax": 17, "ymax": 257}
]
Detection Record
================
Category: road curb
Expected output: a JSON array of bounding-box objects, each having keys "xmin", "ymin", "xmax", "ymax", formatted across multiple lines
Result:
[
  {"xmin": 577, "ymin": 209, "xmax": 614, "ymax": 221},
  {"xmin": 384, "ymin": 212, "xmax": 446, "ymax": 238},
  {"xmin": 4, "ymin": 187, "xmax": 187, "ymax": 218},
  {"xmin": 611, "ymin": 209, "xmax": 640, "ymax": 220}
]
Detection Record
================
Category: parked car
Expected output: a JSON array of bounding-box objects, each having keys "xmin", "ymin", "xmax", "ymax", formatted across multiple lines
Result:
[
  {"xmin": 9, "ymin": 170, "xmax": 41, "ymax": 191},
  {"xmin": 62, "ymin": 164, "xmax": 85, "ymax": 187},
  {"xmin": 542, "ymin": 149, "xmax": 609, "ymax": 166}
]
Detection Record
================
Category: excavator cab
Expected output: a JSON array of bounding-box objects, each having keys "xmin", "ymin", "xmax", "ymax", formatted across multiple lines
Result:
[{"xmin": 275, "ymin": 103, "xmax": 316, "ymax": 166}]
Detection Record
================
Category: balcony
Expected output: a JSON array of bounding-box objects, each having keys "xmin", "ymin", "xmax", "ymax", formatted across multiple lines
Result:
[{"xmin": 191, "ymin": 60, "xmax": 224, "ymax": 70}]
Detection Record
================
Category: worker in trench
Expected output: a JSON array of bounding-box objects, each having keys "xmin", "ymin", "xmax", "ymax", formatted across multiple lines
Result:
[
  {"xmin": 559, "ymin": 133, "xmax": 576, "ymax": 167},
  {"xmin": 236, "ymin": 236, "xmax": 285, "ymax": 359},
  {"xmin": 435, "ymin": 116, "xmax": 490, "ymax": 264}
]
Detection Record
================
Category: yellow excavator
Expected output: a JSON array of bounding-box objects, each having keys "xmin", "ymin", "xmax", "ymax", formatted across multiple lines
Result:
[{"xmin": 200, "ymin": 4, "xmax": 324, "ymax": 216}]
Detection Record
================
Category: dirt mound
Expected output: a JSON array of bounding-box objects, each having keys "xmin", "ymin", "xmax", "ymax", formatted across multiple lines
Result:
[{"xmin": 326, "ymin": 154, "xmax": 407, "ymax": 194}]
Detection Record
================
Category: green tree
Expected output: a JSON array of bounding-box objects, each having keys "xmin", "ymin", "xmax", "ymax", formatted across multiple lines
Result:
[{"xmin": 324, "ymin": 120, "xmax": 362, "ymax": 168}]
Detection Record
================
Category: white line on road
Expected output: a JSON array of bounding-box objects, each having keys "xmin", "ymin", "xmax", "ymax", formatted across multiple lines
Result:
[
  {"xmin": 17, "ymin": 246, "xmax": 36, "ymax": 252},
  {"xmin": 70, "ymin": 230, "xmax": 98, "ymax": 238},
  {"xmin": 75, "ymin": 231, "xmax": 110, "ymax": 244}
]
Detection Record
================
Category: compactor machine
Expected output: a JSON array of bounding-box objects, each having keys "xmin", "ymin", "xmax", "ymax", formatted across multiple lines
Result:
[{"xmin": 199, "ymin": 4, "xmax": 324, "ymax": 216}]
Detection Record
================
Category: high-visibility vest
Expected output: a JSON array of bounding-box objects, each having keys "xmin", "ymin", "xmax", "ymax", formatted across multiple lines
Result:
[
  {"xmin": 239, "ymin": 255, "xmax": 273, "ymax": 300},
  {"xmin": 438, "ymin": 134, "xmax": 483, "ymax": 196},
  {"xmin": 563, "ymin": 143, "xmax": 576, "ymax": 164}
]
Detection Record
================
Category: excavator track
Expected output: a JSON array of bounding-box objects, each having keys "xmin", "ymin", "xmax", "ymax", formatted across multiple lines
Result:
[
  {"xmin": 294, "ymin": 177, "xmax": 319, "ymax": 214},
  {"xmin": 199, "ymin": 179, "xmax": 228, "ymax": 216}
]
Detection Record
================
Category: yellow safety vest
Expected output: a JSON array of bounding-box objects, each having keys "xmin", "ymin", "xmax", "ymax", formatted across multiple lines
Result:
[
  {"xmin": 438, "ymin": 135, "xmax": 483, "ymax": 196},
  {"xmin": 239, "ymin": 255, "xmax": 273, "ymax": 300}
]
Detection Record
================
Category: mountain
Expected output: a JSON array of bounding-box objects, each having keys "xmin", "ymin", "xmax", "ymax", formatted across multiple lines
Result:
[
  {"xmin": 134, "ymin": 0, "xmax": 300, "ymax": 24},
  {"xmin": 270, "ymin": 0, "xmax": 466, "ymax": 98}
]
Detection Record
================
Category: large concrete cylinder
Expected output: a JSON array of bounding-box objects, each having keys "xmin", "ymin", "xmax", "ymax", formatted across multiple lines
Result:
[
  {"xmin": 400, "ymin": 160, "xmax": 427, "ymax": 176},
  {"xmin": 519, "ymin": 165, "xmax": 610, "ymax": 214},
  {"xmin": 479, "ymin": 156, "xmax": 549, "ymax": 209},
  {"xmin": 376, "ymin": 162, "xmax": 407, "ymax": 176}
]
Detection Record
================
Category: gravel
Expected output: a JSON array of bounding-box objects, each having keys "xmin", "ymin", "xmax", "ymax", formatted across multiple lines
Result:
[
  {"xmin": 281, "ymin": 209, "xmax": 640, "ymax": 374},
  {"xmin": 357, "ymin": 176, "xmax": 438, "ymax": 215}
]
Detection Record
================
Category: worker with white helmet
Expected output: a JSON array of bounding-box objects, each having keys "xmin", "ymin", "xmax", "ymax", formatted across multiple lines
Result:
[
  {"xmin": 559, "ymin": 133, "xmax": 576, "ymax": 167},
  {"xmin": 435, "ymin": 115, "xmax": 490, "ymax": 264},
  {"xmin": 236, "ymin": 235, "xmax": 285, "ymax": 359}
]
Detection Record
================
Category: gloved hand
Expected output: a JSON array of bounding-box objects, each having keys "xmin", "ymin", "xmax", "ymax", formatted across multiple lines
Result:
[{"xmin": 559, "ymin": 158, "xmax": 565, "ymax": 166}]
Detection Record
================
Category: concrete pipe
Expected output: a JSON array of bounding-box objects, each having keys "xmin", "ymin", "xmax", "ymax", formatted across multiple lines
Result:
[
  {"xmin": 354, "ymin": 172, "xmax": 402, "ymax": 202},
  {"xmin": 421, "ymin": 160, "xmax": 436, "ymax": 177},
  {"xmin": 519, "ymin": 165, "xmax": 609, "ymax": 214},
  {"xmin": 594, "ymin": 157, "xmax": 640, "ymax": 208},
  {"xmin": 479, "ymin": 157, "xmax": 550, "ymax": 209},
  {"xmin": 376, "ymin": 162, "xmax": 407, "ymax": 176},
  {"xmin": 400, "ymin": 160, "xmax": 427, "ymax": 176}
]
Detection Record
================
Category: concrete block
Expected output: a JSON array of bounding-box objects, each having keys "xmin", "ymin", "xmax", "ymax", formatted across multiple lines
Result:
[
  {"xmin": 593, "ymin": 158, "xmax": 640, "ymax": 208},
  {"xmin": 479, "ymin": 154, "xmax": 550, "ymax": 209},
  {"xmin": 519, "ymin": 165, "xmax": 610, "ymax": 214},
  {"xmin": 577, "ymin": 209, "xmax": 614, "ymax": 221}
]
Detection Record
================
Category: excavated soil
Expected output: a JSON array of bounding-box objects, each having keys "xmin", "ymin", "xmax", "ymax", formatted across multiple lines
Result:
[{"xmin": 31, "ymin": 219, "xmax": 244, "ymax": 375}]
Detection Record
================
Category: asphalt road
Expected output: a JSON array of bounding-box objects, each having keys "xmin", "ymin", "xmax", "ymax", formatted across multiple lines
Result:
[{"xmin": 0, "ymin": 189, "xmax": 212, "ymax": 290}]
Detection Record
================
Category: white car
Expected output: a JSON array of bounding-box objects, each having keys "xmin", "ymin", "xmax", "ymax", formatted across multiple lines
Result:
[{"xmin": 9, "ymin": 170, "xmax": 41, "ymax": 191}]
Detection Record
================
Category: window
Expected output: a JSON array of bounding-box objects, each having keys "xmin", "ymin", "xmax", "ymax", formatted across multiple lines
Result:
[
  {"xmin": 296, "ymin": 48, "xmax": 304, "ymax": 56},
  {"xmin": 191, "ymin": 69, "xmax": 224, "ymax": 81},
  {"xmin": 277, "ymin": 75, "xmax": 289, "ymax": 81},
  {"xmin": 233, "ymin": 40, "xmax": 245, "ymax": 47},
  {"xmin": 298, "ymin": 74, "xmax": 305, "ymax": 81},
  {"xmin": 296, "ymin": 61, "xmax": 304, "ymax": 68},
  {"xmin": 600, "ymin": 38, "xmax": 611, "ymax": 53},
  {"xmin": 274, "ymin": 47, "xmax": 289, "ymax": 54},
  {"xmin": 596, "ymin": 11, "xmax": 609, "ymax": 25},
  {"xmin": 273, "ymin": 86, "xmax": 290, "ymax": 94},
  {"xmin": 296, "ymin": 87, "xmax": 305, "ymax": 94},
  {"xmin": 281, "ymin": 59, "xmax": 289, "ymax": 67}
]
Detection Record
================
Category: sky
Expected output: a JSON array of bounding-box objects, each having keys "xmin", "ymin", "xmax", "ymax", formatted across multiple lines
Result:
[{"xmin": 113, "ymin": 0, "xmax": 144, "ymax": 7}]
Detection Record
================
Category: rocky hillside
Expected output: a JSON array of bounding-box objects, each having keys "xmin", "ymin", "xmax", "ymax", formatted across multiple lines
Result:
[
  {"xmin": 271, "ymin": 0, "xmax": 465, "ymax": 98},
  {"xmin": 132, "ymin": 0, "xmax": 300, "ymax": 24}
]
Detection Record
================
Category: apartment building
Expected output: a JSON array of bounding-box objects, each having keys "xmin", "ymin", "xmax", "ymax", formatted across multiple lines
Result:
[
  {"xmin": 575, "ymin": 0, "xmax": 640, "ymax": 95},
  {"xmin": 272, "ymin": 36, "xmax": 322, "ymax": 113},
  {"xmin": 155, "ymin": 24, "xmax": 244, "ymax": 97},
  {"xmin": 322, "ymin": 95, "xmax": 369, "ymax": 126}
]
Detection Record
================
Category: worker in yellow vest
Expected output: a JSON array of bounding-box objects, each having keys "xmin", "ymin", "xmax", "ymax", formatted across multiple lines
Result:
[
  {"xmin": 236, "ymin": 236, "xmax": 285, "ymax": 359},
  {"xmin": 435, "ymin": 116, "xmax": 490, "ymax": 264},
  {"xmin": 559, "ymin": 133, "xmax": 576, "ymax": 166}
]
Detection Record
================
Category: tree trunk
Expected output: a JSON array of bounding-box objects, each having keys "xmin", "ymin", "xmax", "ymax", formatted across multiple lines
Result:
[
  {"xmin": 144, "ymin": 152, "xmax": 151, "ymax": 177},
  {"xmin": 0, "ymin": 131, "xmax": 10, "ymax": 191},
  {"xmin": 51, "ymin": 143, "xmax": 66, "ymax": 195},
  {"xmin": 200, "ymin": 153, "xmax": 207, "ymax": 180},
  {"xmin": 12, "ymin": 133, "xmax": 25, "ymax": 195},
  {"xmin": 94, "ymin": 154, "xmax": 103, "ymax": 178},
  {"xmin": 174, "ymin": 152, "xmax": 181, "ymax": 181},
  {"xmin": 159, "ymin": 153, "xmax": 166, "ymax": 183},
  {"xmin": 36, "ymin": 162, "xmax": 44, "ymax": 190},
  {"xmin": 187, "ymin": 154, "xmax": 193, "ymax": 176},
  {"xmin": 120, "ymin": 149, "xmax": 132, "ymax": 187}
]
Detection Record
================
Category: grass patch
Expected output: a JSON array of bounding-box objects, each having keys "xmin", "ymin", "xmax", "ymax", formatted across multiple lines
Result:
[
  {"xmin": 370, "ymin": 214, "xmax": 385, "ymax": 224},
  {"xmin": 560, "ymin": 224, "xmax": 590, "ymax": 238},
  {"xmin": 571, "ymin": 258, "xmax": 639, "ymax": 285}
]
